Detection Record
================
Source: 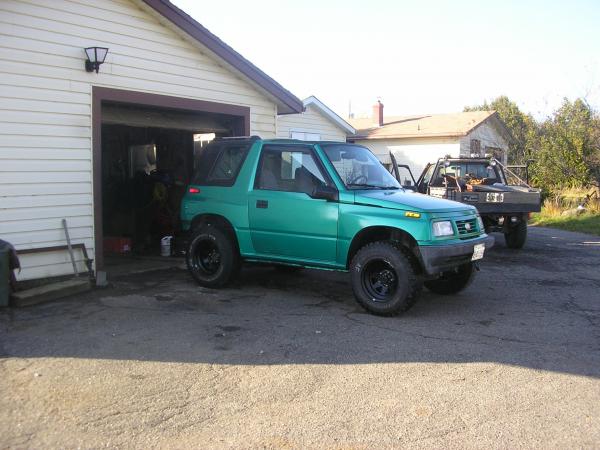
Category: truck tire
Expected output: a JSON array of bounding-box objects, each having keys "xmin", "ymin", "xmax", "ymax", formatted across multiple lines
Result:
[
  {"xmin": 186, "ymin": 225, "xmax": 240, "ymax": 288},
  {"xmin": 504, "ymin": 220, "xmax": 527, "ymax": 249},
  {"xmin": 424, "ymin": 262, "xmax": 475, "ymax": 295},
  {"xmin": 350, "ymin": 241, "xmax": 422, "ymax": 316}
]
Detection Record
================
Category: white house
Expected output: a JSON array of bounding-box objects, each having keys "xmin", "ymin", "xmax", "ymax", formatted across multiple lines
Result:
[
  {"xmin": 0, "ymin": 0, "xmax": 304, "ymax": 280},
  {"xmin": 349, "ymin": 101, "xmax": 512, "ymax": 179},
  {"xmin": 277, "ymin": 96, "xmax": 355, "ymax": 142}
]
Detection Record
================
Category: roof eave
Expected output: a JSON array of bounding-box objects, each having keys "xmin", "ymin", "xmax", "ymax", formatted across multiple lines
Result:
[
  {"xmin": 489, "ymin": 112, "xmax": 516, "ymax": 145},
  {"xmin": 303, "ymin": 96, "xmax": 356, "ymax": 135},
  {"xmin": 462, "ymin": 111, "xmax": 496, "ymax": 135},
  {"xmin": 353, "ymin": 132, "xmax": 466, "ymax": 140},
  {"xmin": 140, "ymin": 0, "xmax": 303, "ymax": 114}
]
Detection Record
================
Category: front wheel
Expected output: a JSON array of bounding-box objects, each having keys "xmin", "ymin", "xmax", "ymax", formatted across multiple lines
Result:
[
  {"xmin": 424, "ymin": 262, "xmax": 475, "ymax": 295},
  {"xmin": 350, "ymin": 241, "xmax": 422, "ymax": 316},
  {"xmin": 504, "ymin": 220, "xmax": 527, "ymax": 249},
  {"xmin": 186, "ymin": 225, "xmax": 240, "ymax": 288}
]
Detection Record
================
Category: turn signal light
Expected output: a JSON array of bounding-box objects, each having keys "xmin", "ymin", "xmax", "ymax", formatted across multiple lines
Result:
[{"xmin": 188, "ymin": 187, "xmax": 200, "ymax": 194}]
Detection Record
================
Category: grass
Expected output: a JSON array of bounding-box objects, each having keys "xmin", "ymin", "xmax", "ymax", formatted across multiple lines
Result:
[
  {"xmin": 531, "ymin": 213, "xmax": 600, "ymax": 235},
  {"xmin": 530, "ymin": 194, "xmax": 600, "ymax": 235}
]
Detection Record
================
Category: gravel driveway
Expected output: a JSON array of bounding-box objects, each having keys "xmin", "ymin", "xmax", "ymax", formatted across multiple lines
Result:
[{"xmin": 1, "ymin": 226, "xmax": 599, "ymax": 448}]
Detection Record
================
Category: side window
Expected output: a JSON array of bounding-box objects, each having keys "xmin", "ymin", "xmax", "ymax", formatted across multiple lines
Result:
[
  {"xmin": 208, "ymin": 146, "xmax": 246, "ymax": 182},
  {"xmin": 421, "ymin": 164, "xmax": 435, "ymax": 186},
  {"xmin": 431, "ymin": 166, "xmax": 445, "ymax": 186},
  {"xmin": 193, "ymin": 143, "xmax": 250, "ymax": 186},
  {"xmin": 256, "ymin": 146, "xmax": 330, "ymax": 195}
]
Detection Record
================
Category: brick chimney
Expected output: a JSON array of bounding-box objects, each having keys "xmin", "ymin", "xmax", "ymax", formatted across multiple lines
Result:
[{"xmin": 372, "ymin": 100, "xmax": 384, "ymax": 126}]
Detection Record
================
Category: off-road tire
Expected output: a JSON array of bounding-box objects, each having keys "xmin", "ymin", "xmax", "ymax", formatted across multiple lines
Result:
[
  {"xmin": 350, "ymin": 241, "xmax": 423, "ymax": 316},
  {"xmin": 186, "ymin": 225, "xmax": 240, "ymax": 288},
  {"xmin": 504, "ymin": 220, "xmax": 527, "ymax": 249},
  {"xmin": 424, "ymin": 262, "xmax": 475, "ymax": 295}
]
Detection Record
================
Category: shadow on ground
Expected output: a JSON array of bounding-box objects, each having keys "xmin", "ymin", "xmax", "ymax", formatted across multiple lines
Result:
[{"xmin": 1, "ymin": 227, "xmax": 599, "ymax": 377}]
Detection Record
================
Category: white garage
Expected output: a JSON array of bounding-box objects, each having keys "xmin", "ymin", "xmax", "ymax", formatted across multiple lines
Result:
[
  {"xmin": 277, "ymin": 96, "xmax": 355, "ymax": 142},
  {"xmin": 0, "ymin": 0, "xmax": 303, "ymax": 281}
]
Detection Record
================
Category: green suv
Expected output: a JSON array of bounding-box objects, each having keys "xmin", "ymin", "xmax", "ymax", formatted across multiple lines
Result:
[{"xmin": 181, "ymin": 137, "xmax": 494, "ymax": 316}]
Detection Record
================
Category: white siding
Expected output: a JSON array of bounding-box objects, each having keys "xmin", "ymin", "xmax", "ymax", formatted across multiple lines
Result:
[
  {"xmin": 460, "ymin": 122, "xmax": 508, "ymax": 164},
  {"xmin": 277, "ymin": 104, "xmax": 348, "ymax": 141},
  {"xmin": 0, "ymin": 0, "xmax": 279, "ymax": 280},
  {"xmin": 354, "ymin": 137, "xmax": 460, "ymax": 178}
]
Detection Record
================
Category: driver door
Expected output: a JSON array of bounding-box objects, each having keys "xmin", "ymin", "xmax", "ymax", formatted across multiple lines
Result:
[{"xmin": 248, "ymin": 144, "xmax": 339, "ymax": 263}]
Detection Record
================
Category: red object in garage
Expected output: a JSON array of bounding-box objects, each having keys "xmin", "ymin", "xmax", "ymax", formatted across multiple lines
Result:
[{"xmin": 103, "ymin": 237, "xmax": 132, "ymax": 255}]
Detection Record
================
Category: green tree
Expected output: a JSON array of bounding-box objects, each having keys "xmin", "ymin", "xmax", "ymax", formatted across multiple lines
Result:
[
  {"xmin": 533, "ymin": 98, "xmax": 597, "ymax": 192},
  {"xmin": 464, "ymin": 96, "xmax": 539, "ymax": 165}
]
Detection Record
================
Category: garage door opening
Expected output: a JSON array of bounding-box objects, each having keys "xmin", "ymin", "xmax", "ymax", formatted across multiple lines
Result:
[{"xmin": 93, "ymin": 89, "xmax": 249, "ymax": 271}]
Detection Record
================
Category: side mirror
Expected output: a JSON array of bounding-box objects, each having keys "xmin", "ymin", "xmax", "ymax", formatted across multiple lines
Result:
[{"xmin": 311, "ymin": 184, "xmax": 339, "ymax": 202}]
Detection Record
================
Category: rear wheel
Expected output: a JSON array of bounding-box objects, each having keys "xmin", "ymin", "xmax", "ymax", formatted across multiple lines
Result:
[
  {"xmin": 350, "ymin": 241, "xmax": 422, "ymax": 316},
  {"xmin": 424, "ymin": 262, "xmax": 475, "ymax": 295},
  {"xmin": 186, "ymin": 225, "xmax": 240, "ymax": 288},
  {"xmin": 504, "ymin": 219, "xmax": 527, "ymax": 249}
]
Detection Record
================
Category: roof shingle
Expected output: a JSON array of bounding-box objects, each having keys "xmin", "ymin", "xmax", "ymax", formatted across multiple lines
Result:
[{"xmin": 349, "ymin": 111, "xmax": 497, "ymax": 139}]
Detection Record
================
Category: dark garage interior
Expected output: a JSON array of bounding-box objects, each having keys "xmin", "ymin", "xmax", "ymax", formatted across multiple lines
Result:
[{"xmin": 100, "ymin": 102, "xmax": 244, "ymax": 262}]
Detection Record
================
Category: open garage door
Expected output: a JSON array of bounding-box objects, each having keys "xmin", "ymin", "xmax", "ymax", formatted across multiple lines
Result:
[{"xmin": 92, "ymin": 88, "xmax": 250, "ymax": 270}]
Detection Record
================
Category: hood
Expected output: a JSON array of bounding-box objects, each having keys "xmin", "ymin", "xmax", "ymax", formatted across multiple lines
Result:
[{"xmin": 354, "ymin": 189, "xmax": 474, "ymax": 213}]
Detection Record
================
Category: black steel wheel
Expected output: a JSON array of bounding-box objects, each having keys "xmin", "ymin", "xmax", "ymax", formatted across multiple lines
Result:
[
  {"xmin": 186, "ymin": 225, "xmax": 240, "ymax": 288},
  {"xmin": 192, "ymin": 239, "xmax": 221, "ymax": 276},
  {"xmin": 350, "ymin": 241, "xmax": 422, "ymax": 316},
  {"xmin": 361, "ymin": 259, "xmax": 398, "ymax": 303}
]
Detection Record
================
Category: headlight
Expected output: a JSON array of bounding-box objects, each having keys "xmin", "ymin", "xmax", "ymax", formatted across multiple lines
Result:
[
  {"xmin": 432, "ymin": 220, "xmax": 454, "ymax": 237},
  {"xmin": 476, "ymin": 215, "xmax": 484, "ymax": 231}
]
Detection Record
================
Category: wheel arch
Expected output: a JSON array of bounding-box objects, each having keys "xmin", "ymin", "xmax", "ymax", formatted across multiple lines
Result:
[
  {"xmin": 347, "ymin": 226, "xmax": 423, "ymax": 272},
  {"xmin": 190, "ymin": 214, "xmax": 240, "ymax": 254}
]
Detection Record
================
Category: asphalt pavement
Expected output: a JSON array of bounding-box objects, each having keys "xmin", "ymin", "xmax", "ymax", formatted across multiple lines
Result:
[{"xmin": 1, "ymin": 226, "xmax": 599, "ymax": 449}]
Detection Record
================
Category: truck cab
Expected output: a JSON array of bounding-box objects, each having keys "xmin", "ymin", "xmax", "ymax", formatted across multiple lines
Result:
[
  {"xmin": 391, "ymin": 155, "xmax": 541, "ymax": 249},
  {"xmin": 181, "ymin": 138, "xmax": 494, "ymax": 316}
]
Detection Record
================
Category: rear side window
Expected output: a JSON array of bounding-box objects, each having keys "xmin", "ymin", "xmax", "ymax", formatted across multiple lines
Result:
[{"xmin": 193, "ymin": 142, "xmax": 251, "ymax": 186}]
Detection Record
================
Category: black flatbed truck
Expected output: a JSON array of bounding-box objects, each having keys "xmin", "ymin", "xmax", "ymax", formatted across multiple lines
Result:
[{"xmin": 391, "ymin": 155, "xmax": 541, "ymax": 249}]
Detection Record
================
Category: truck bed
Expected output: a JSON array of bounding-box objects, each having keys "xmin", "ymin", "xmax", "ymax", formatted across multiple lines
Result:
[{"xmin": 429, "ymin": 184, "xmax": 542, "ymax": 214}]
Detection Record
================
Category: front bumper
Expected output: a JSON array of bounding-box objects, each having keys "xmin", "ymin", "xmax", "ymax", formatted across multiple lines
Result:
[{"xmin": 419, "ymin": 235, "xmax": 495, "ymax": 275}]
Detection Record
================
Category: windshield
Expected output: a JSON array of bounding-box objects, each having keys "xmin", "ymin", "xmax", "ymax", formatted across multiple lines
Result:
[{"xmin": 322, "ymin": 144, "xmax": 401, "ymax": 189}]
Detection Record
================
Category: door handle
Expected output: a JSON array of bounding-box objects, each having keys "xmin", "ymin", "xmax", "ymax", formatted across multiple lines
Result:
[{"xmin": 256, "ymin": 200, "xmax": 268, "ymax": 209}]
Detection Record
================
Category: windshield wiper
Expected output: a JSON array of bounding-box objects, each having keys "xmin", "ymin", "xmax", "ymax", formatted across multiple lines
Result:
[
  {"xmin": 347, "ymin": 183, "xmax": 381, "ymax": 189},
  {"xmin": 347, "ymin": 183, "xmax": 401, "ymax": 190}
]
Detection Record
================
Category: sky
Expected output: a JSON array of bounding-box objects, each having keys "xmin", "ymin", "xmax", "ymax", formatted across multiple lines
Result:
[{"xmin": 172, "ymin": 0, "xmax": 600, "ymax": 120}]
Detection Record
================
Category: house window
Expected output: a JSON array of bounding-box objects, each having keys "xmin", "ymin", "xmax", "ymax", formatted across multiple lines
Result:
[
  {"xmin": 470, "ymin": 139, "xmax": 481, "ymax": 155},
  {"xmin": 290, "ymin": 131, "xmax": 321, "ymax": 141}
]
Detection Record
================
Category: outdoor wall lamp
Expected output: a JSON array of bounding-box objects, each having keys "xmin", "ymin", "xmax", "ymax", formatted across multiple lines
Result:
[{"xmin": 84, "ymin": 47, "xmax": 109, "ymax": 73}]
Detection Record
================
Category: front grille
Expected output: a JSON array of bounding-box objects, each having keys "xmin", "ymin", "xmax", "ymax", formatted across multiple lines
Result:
[{"xmin": 455, "ymin": 218, "xmax": 478, "ymax": 235}]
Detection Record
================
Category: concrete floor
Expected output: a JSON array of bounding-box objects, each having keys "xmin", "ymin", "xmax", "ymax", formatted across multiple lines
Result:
[{"xmin": 1, "ymin": 227, "xmax": 599, "ymax": 448}]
